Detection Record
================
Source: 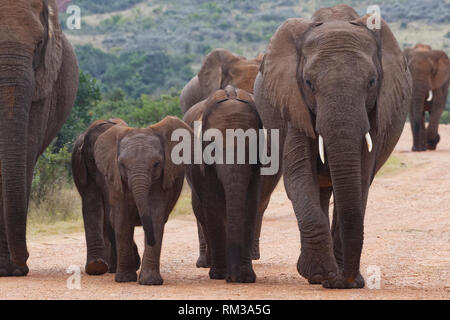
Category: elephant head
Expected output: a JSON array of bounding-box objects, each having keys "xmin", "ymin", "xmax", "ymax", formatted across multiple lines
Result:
[
  {"xmin": 404, "ymin": 44, "xmax": 450, "ymax": 151},
  {"xmin": 257, "ymin": 4, "xmax": 411, "ymax": 285},
  {"xmin": 0, "ymin": 0, "xmax": 65, "ymax": 267},
  {"xmin": 94, "ymin": 117, "xmax": 191, "ymax": 246},
  {"xmin": 179, "ymin": 49, "xmax": 264, "ymax": 113}
]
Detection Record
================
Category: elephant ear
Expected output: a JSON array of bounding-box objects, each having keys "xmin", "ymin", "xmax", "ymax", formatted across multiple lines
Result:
[
  {"xmin": 33, "ymin": 0, "xmax": 64, "ymax": 101},
  {"xmin": 260, "ymin": 18, "xmax": 316, "ymax": 138},
  {"xmin": 151, "ymin": 116, "xmax": 193, "ymax": 190},
  {"xmin": 353, "ymin": 16, "xmax": 412, "ymax": 135},
  {"xmin": 430, "ymin": 50, "xmax": 450, "ymax": 90},
  {"xmin": 72, "ymin": 132, "xmax": 89, "ymax": 187},
  {"xmin": 198, "ymin": 49, "xmax": 237, "ymax": 98},
  {"xmin": 94, "ymin": 124, "xmax": 131, "ymax": 193}
]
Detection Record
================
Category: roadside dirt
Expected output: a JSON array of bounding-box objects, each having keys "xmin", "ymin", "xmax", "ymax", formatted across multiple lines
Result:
[{"xmin": 0, "ymin": 124, "xmax": 449, "ymax": 300}]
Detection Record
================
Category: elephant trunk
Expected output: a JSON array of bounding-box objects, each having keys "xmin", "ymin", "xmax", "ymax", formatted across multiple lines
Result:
[
  {"xmin": 0, "ymin": 47, "xmax": 34, "ymax": 266},
  {"xmin": 326, "ymin": 137, "xmax": 364, "ymax": 282},
  {"xmin": 130, "ymin": 174, "xmax": 156, "ymax": 246},
  {"xmin": 317, "ymin": 96, "xmax": 368, "ymax": 282},
  {"xmin": 409, "ymin": 80, "xmax": 430, "ymax": 150}
]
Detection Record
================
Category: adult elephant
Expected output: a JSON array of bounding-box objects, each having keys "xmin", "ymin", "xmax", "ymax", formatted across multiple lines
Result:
[
  {"xmin": 404, "ymin": 44, "xmax": 450, "ymax": 151},
  {"xmin": 0, "ymin": 0, "xmax": 79, "ymax": 276},
  {"xmin": 254, "ymin": 4, "xmax": 412, "ymax": 288},
  {"xmin": 180, "ymin": 49, "xmax": 263, "ymax": 114},
  {"xmin": 180, "ymin": 49, "xmax": 280, "ymax": 265}
]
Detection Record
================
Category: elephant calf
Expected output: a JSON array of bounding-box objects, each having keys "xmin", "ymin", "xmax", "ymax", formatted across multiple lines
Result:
[
  {"xmin": 184, "ymin": 86, "xmax": 264, "ymax": 283},
  {"xmin": 73, "ymin": 116, "xmax": 192, "ymax": 285}
]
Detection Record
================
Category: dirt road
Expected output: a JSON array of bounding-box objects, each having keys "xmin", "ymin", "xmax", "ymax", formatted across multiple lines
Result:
[{"xmin": 0, "ymin": 124, "xmax": 449, "ymax": 300}]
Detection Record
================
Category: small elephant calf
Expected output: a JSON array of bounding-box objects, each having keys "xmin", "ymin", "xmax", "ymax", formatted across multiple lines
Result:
[
  {"xmin": 184, "ymin": 86, "xmax": 264, "ymax": 283},
  {"xmin": 73, "ymin": 116, "xmax": 192, "ymax": 285}
]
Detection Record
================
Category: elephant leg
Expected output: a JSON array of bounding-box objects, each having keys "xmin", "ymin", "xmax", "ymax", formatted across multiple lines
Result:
[
  {"xmin": 234, "ymin": 170, "xmax": 260, "ymax": 283},
  {"xmin": 412, "ymin": 111, "xmax": 427, "ymax": 151},
  {"xmin": 196, "ymin": 220, "xmax": 210, "ymax": 268},
  {"xmin": 251, "ymin": 200, "xmax": 266, "ymax": 261},
  {"xmin": 81, "ymin": 186, "xmax": 109, "ymax": 276},
  {"xmin": 191, "ymin": 189, "xmax": 210, "ymax": 268},
  {"xmin": 104, "ymin": 214, "xmax": 117, "ymax": 273},
  {"xmin": 201, "ymin": 187, "xmax": 226, "ymax": 280},
  {"xmin": 114, "ymin": 205, "xmax": 137, "ymax": 283},
  {"xmin": 139, "ymin": 217, "xmax": 165, "ymax": 286},
  {"xmin": 0, "ymin": 182, "xmax": 28, "ymax": 277},
  {"xmin": 205, "ymin": 211, "xmax": 226, "ymax": 280},
  {"xmin": 284, "ymin": 127, "xmax": 337, "ymax": 285}
]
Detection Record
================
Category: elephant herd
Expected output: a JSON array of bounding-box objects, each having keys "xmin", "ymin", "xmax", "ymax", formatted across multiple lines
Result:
[{"xmin": 0, "ymin": 2, "xmax": 448, "ymax": 290}]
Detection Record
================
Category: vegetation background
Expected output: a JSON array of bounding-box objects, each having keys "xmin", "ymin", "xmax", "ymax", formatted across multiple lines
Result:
[{"xmin": 29, "ymin": 0, "xmax": 450, "ymax": 231}]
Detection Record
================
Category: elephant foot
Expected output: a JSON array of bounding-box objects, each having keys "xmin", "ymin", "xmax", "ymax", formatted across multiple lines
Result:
[
  {"xmin": 412, "ymin": 145, "xmax": 427, "ymax": 152},
  {"xmin": 0, "ymin": 259, "xmax": 29, "ymax": 277},
  {"xmin": 322, "ymin": 270, "xmax": 365, "ymax": 289},
  {"xmin": 251, "ymin": 242, "xmax": 260, "ymax": 261},
  {"xmin": 196, "ymin": 254, "xmax": 211, "ymax": 268},
  {"xmin": 209, "ymin": 267, "xmax": 227, "ymax": 280},
  {"xmin": 427, "ymin": 135, "xmax": 440, "ymax": 151},
  {"xmin": 115, "ymin": 270, "xmax": 137, "ymax": 283},
  {"xmin": 297, "ymin": 246, "xmax": 338, "ymax": 285},
  {"xmin": 138, "ymin": 270, "xmax": 164, "ymax": 286},
  {"xmin": 85, "ymin": 258, "xmax": 108, "ymax": 276},
  {"xmin": 226, "ymin": 265, "xmax": 256, "ymax": 283},
  {"xmin": 108, "ymin": 262, "xmax": 117, "ymax": 274}
]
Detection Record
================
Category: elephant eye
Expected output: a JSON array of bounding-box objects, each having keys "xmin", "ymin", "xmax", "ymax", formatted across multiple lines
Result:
[
  {"xmin": 368, "ymin": 79, "xmax": 376, "ymax": 88},
  {"xmin": 305, "ymin": 79, "xmax": 315, "ymax": 92},
  {"xmin": 35, "ymin": 40, "xmax": 44, "ymax": 50},
  {"xmin": 153, "ymin": 161, "xmax": 160, "ymax": 169}
]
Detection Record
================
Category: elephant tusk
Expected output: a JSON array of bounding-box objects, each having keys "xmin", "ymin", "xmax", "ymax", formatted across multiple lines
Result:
[
  {"xmin": 365, "ymin": 132, "xmax": 373, "ymax": 153},
  {"xmin": 427, "ymin": 90, "xmax": 433, "ymax": 102},
  {"xmin": 319, "ymin": 135, "xmax": 325, "ymax": 164}
]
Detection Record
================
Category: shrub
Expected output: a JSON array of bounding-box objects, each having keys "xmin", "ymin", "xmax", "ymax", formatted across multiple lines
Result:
[{"xmin": 31, "ymin": 145, "xmax": 72, "ymax": 206}]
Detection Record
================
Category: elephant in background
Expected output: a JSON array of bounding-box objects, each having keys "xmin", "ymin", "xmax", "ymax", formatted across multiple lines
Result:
[
  {"xmin": 72, "ymin": 118, "xmax": 141, "ymax": 276},
  {"xmin": 254, "ymin": 4, "xmax": 412, "ymax": 288},
  {"xmin": 180, "ymin": 49, "xmax": 280, "ymax": 265},
  {"xmin": 184, "ymin": 86, "xmax": 263, "ymax": 283},
  {"xmin": 404, "ymin": 44, "xmax": 450, "ymax": 151},
  {"xmin": 0, "ymin": 0, "xmax": 79, "ymax": 276},
  {"xmin": 91, "ymin": 117, "xmax": 191, "ymax": 285},
  {"xmin": 180, "ymin": 49, "xmax": 264, "ymax": 114}
]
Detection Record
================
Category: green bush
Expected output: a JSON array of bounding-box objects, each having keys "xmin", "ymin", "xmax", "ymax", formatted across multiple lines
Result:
[
  {"xmin": 31, "ymin": 145, "xmax": 72, "ymax": 205},
  {"xmin": 55, "ymin": 71, "xmax": 101, "ymax": 151}
]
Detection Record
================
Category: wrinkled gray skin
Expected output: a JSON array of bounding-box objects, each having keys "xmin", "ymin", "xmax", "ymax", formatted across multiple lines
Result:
[
  {"xmin": 184, "ymin": 86, "xmax": 263, "ymax": 283},
  {"xmin": 0, "ymin": 0, "xmax": 78, "ymax": 276},
  {"xmin": 403, "ymin": 45, "xmax": 450, "ymax": 151},
  {"xmin": 180, "ymin": 49, "xmax": 280, "ymax": 266},
  {"xmin": 93, "ymin": 117, "xmax": 191, "ymax": 285},
  {"xmin": 254, "ymin": 5, "xmax": 411, "ymax": 289}
]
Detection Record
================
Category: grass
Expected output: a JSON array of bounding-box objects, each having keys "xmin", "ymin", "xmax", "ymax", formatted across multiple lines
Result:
[
  {"xmin": 27, "ymin": 187, "xmax": 83, "ymax": 238},
  {"xmin": 377, "ymin": 155, "xmax": 407, "ymax": 177}
]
